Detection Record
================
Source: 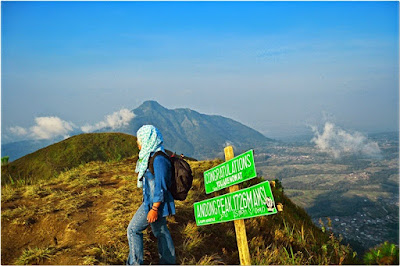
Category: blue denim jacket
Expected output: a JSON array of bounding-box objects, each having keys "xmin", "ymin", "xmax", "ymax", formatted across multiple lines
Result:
[{"xmin": 142, "ymin": 153, "xmax": 176, "ymax": 217}]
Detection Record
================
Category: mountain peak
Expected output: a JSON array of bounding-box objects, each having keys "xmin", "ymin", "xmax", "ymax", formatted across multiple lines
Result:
[
  {"xmin": 119, "ymin": 100, "xmax": 275, "ymax": 159},
  {"xmin": 140, "ymin": 100, "xmax": 164, "ymax": 108},
  {"xmin": 134, "ymin": 101, "xmax": 169, "ymax": 114}
]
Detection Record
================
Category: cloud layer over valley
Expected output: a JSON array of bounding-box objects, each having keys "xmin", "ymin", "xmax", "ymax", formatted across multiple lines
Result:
[{"xmin": 311, "ymin": 122, "xmax": 382, "ymax": 159}]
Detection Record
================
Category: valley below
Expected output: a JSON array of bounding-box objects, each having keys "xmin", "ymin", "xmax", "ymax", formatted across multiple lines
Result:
[{"xmin": 254, "ymin": 132, "xmax": 399, "ymax": 254}]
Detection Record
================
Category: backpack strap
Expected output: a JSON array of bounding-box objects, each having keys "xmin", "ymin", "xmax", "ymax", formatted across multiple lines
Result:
[{"xmin": 148, "ymin": 151, "xmax": 170, "ymax": 175}]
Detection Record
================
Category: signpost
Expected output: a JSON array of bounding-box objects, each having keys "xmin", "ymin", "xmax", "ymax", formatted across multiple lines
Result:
[
  {"xmin": 194, "ymin": 180, "xmax": 277, "ymax": 226},
  {"xmin": 194, "ymin": 146, "xmax": 278, "ymax": 265},
  {"xmin": 204, "ymin": 149, "xmax": 257, "ymax": 194},
  {"xmin": 224, "ymin": 146, "xmax": 251, "ymax": 266}
]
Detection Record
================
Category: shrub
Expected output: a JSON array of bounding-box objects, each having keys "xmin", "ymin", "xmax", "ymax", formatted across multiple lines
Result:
[
  {"xmin": 14, "ymin": 246, "xmax": 57, "ymax": 264},
  {"xmin": 363, "ymin": 241, "xmax": 399, "ymax": 265}
]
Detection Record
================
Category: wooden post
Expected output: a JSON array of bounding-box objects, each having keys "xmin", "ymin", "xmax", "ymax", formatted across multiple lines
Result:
[{"xmin": 224, "ymin": 146, "xmax": 251, "ymax": 265}]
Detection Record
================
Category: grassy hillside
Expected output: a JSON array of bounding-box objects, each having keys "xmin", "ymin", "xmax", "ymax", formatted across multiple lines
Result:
[
  {"xmin": 2, "ymin": 138, "xmax": 62, "ymax": 162},
  {"xmin": 1, "ymin": 133, "xmax": 139, "ymax": 186},
  {"xmin": 1, "ymin": 154, "xmax": 361, "ymax": 265}
]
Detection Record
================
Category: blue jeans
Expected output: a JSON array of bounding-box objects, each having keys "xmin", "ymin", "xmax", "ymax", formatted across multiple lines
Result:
[{"xmin": 126, "ymin": 203, "xmax": 176, "ymax": 265}]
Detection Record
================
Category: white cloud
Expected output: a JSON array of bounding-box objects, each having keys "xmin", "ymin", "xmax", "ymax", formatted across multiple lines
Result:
[
  {"xmin": 8, "ymin": 116, "xmax": 75, "ymax": 140},
  {"xmin": 30, "ymin": 117, "xmax": 75, "ymax": 140},
  {"xmin": 9, "ymin": 126, "xmax": 28, "ymax": 136},
  {"xmin": 7, "ymin": 109, "xmax": 134, "ymax": 140},
  {"xmin": 311, "ymin": 122, "xmax": 382, "ymax": 158},
  {"xmin": 81, "ymin": 109, "xmax": 135, "ymax": 133}
]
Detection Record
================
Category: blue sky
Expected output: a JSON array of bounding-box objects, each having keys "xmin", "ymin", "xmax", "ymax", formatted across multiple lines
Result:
[{"xmin": 1, "ymin": 1, "xmax": 399, "ymax": 142}]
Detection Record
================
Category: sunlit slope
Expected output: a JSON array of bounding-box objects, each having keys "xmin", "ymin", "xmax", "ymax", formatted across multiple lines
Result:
[
  {"xmin": 1, "ymin": 133, "xmax": 139, "ymax": 186},
  {"xmin": 1, "ymin": 156, "xmax": 359, "ymax": 265}
]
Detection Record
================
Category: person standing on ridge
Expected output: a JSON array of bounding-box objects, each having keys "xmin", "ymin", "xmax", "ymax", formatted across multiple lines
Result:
[{"xmin": 127, "ymin": 125, "xmax": 176, "ymax": 265}]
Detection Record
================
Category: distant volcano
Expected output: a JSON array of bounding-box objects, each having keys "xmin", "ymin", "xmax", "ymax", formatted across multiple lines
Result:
[{"xmin": 117, "ymin": 100, "xmax": 274, "ymax": 159}]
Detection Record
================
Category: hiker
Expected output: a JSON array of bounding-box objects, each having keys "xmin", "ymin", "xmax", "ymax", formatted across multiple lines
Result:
[{"xmin": 127, "ymin": 125, "xmax": 176, "ymax": 265}]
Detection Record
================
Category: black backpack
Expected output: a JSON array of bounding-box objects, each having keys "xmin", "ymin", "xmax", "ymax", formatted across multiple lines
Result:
[{"xmin": 148, "ymin": 151, "xmax": 193, "ymax": 201}]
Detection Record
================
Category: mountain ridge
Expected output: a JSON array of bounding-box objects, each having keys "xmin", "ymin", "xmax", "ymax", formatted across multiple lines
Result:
[
  {"xmin": 122, "ymin": 101, "xmax": 274, "ymax": 160},
  {"xmin": 2, "ymin": 101, "xmax": 274, "ymax": 161},
  {"xmin": 1, "ymin": 133, "xmax": 139, "ymax": 186}
]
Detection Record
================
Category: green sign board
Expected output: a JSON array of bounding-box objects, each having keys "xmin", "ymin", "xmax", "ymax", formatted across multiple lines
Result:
[
  {"xmin": 204, "ymin": 149, "xmax": 257, "ymax": 194},
  {"xmin": 194, "ymin": 181, "xmax": 277, "ymax": 226}
]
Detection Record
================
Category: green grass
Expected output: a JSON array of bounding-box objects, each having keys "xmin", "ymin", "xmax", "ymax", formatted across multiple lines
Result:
[
  {"xmin": 2, "ymin": 156, "xmax": 9, "ymax": 165},
  {"xmin": 363, "ymin": 241, "xmax": 399, "ymax": 265},
  {"xmin": 1, "ymin": 185, "xmax": 22, "ymax": 202},
  {"xmin": 84, "ymin": 243, "xmax": 127, "ymax": 265},
  {"xmin": 14, "ymin": 246, "xmax": 58, "ymax": 265},
  {"xmin": 181, "ymin": 222, "xmax": 205, "ymax": 253},
  {"xmin": 1, "ymin": 132, "xmax": 139, "ymax": 186}
]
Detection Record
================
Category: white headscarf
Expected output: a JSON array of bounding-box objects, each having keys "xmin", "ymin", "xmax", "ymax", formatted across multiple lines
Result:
[{"xmin": 135, "ymin": 125, "xmax": 165, "ymax": 187}]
